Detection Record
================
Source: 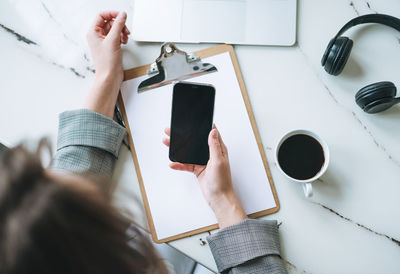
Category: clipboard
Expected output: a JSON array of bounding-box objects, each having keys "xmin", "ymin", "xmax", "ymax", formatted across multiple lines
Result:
[{"xmin": 118, "ymin": 44, "xmax": 280, "ymax": 243}]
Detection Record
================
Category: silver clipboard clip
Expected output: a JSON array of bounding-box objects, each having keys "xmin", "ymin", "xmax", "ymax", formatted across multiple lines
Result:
[{"xmin": 138, "ymin": 43, "xmax": 217, "ymax": 93}]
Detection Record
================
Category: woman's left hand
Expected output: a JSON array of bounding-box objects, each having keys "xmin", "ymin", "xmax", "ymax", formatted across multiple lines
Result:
[
  {"xmin": 85, "ymin": 11, "xmax": 130, "ymax": 118},
  {"xmin": 87, "ymin": 11, "xmax": 130, "ymax": 84}
]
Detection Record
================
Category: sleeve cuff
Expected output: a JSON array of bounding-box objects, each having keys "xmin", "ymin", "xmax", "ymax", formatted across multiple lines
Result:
[
  {"xmin": 207, "ymin": 218, "xmax": 281, "ymax": 273},
  {"xmin": 57, "ymin": 109, "xmax": 126, "ymax": 157}
]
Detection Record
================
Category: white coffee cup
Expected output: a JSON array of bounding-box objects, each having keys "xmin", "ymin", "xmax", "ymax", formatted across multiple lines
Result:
[{"xmin": 275, "ymin": 130, "xmax": 330, "ymax": 198}]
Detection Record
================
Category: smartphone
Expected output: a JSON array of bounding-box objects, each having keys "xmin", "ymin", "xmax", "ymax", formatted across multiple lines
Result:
[{"xmin": 169, "ymin": 82, "xmax": 216, "ymax": 165}]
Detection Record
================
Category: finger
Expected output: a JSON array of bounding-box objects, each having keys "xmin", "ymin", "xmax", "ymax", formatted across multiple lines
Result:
[
  {"xmin": 122, "ymin": 32, "xmax": 129, "ymax": 42},
  {"xmin": 170, "ymin": 162, "xmax": 195, "ymax": 173},
  {"xmin": 215, "ymin": 126, "xmax": 228, "ymax": 157},
  {"xmin": 208, "ymin": 128, "xmax": 223, "ymax": 160},
  {"xmin": 162, "ymin": 137, "xmax": 170, "ymax": 147},
  {"xmin": 106, "ymin": 20, "xmax": 126, "ymax": 37},
  {"xmin": 122, "ymin": 25, "xmax": 131, "ymax": 35},
  {"xmin": 92, "ymin": 11, "xmax": 119, "ymax": 28},
  {"xmin": 107, "ymin": 21, "xmax": 128, "ymax": 32},
  {"xmin": 91, "ymin": 28, "xmax": 106, "ymax": 39},
  {"xmin": 164, "ymin": 128, "xmax": 170, "ymax": 137},
  {"xmin": 104, "ymin": 21, "xmax": 113, "ymax": 35},
  {"xmin": 220, "ymin": 138, "xmax": 228, "ymax": 157},
  {"xmin": 120, "ymin": 33, "xmax": 128, "ymax": 44},
  {"xmin": 109, "ymin": 11, "xmax": 127, "ymax": 40}
]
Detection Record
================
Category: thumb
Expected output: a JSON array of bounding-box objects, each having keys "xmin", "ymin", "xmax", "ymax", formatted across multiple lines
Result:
[
  {"xmin": 208, "ymin": 129, "xmax": 223, "ymax": 161},
  {"xmin": 110, "ymin": 11, "xmax": 127, "ymax": 39}
]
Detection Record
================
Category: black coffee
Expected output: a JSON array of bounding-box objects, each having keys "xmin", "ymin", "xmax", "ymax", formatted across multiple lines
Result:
[{"xmin": 278, "ymin": 134, "xmax": 325, "ymax": 180}]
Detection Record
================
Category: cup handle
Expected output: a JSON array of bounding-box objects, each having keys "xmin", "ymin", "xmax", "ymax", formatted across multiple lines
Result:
[{"xmin": 302, "ymin": 183, "xmax": 313, "ymax": 198}]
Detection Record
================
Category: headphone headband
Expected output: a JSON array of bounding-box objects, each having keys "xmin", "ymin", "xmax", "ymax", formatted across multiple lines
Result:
[
  {"xmin": 322, "ymin": 14, "xmax": 400, "ymax": 67},
  {"xmin": 334, "ymin": 14, "xmax": 400, "ymax": 40}
]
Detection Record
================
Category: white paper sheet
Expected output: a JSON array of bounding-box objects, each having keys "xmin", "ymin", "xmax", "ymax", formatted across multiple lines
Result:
[{"xmin": 121, "ymin": 52, "xmax": 276, "ymax": 240}]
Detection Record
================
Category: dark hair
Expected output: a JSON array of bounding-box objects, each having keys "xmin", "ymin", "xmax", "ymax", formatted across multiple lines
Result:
[{"xmin": 0, "ymin": 144, "xmax": 167, "ymax": 274}]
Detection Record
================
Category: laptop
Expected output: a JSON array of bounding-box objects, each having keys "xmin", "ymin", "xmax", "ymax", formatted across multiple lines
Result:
[{"xmin": 132, "ymin": 0, "xmax": 297, "ymax": 46}]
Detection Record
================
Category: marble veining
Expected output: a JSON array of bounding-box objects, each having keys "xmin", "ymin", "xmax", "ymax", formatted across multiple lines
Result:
[
  {"xmin": 0, "ymin": 21, "xmax": 91, "ymax": 78},
  {"xmin": 350, "ymin": 111, "xmax": 400, "ymax": 167},
  {"xmin": 313, "ymin": 202, "xmax": 400, "ymax": 247},
  {"xmin": 349, "ymin": 1, "xmax": 379, "ymax": 16},
  {"xmin": 297, "ymin": 35, "xmax": 400, "ymax": 247},
  {"xmin": 285, "ymin": 260, "xmax": 311, "ymax": 274},
  {"xmin": 297, "ymin": 45, "xmax": 400, "ymax": 169},
  {"xmin": 0, "ymin": 22, "xmax": 36, "ymax": 45},
  {"xmin": 40, "ymin": 2, "xmax": 79, "ymax": 47}
]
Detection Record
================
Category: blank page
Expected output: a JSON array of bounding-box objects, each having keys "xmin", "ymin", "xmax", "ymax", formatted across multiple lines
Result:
[{"xmin": 121, "ymin": 52, "xmax": 276, "ymax": 241}]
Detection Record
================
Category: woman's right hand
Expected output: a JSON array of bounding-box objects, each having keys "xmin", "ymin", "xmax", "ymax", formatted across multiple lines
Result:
[{"xmin": 163, "ymin": 126, "xmax": 247, "ymax": 228}]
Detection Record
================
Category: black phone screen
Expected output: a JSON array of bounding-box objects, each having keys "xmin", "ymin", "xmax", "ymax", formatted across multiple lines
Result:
[{"xmin": 169, "ymin": 82, "xmax": 215, "ymax": 165}]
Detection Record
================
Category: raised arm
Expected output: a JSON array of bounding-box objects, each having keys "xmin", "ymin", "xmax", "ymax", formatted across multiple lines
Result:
[
  {"xmin": 52, "ymin": 11, "xmax": 130, "ymax": 179},
  {"xmin": 84, "ymin": 11, "xmax": 130, "ymax": 118}
]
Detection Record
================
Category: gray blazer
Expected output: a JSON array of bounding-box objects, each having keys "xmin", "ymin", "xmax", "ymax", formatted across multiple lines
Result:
[{"xmin": 53, "ymin": 109, "xmax": 287, "ymax": 274}]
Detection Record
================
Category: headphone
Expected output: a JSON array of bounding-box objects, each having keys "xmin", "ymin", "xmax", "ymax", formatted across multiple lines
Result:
[{"xmin": 321, "ymin": 14, "xmax": 400, "ymax": 114}]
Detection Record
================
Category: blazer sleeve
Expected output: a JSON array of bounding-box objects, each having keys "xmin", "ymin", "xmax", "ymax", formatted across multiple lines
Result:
[
  {"xmin": 207, "ymin": 219, "xmax": 287, "ymax": 274},
  {"xmin": 52, "ymin": 109, "xmax": 126, "ymax": 179}
]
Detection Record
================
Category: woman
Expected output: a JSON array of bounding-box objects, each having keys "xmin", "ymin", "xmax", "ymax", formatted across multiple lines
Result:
[{"xmin": 0, "ymin": 11, "xmax": 287, "ymax": 274}]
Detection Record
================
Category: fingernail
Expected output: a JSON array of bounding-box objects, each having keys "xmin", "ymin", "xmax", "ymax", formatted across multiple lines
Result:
[
  {"xmin": 213, "ymin": 129, "xmax": 218, "ymax": 139},
  {"xmin": 118, "ymin": 11, "xmax": 127, "ymax": 19}
]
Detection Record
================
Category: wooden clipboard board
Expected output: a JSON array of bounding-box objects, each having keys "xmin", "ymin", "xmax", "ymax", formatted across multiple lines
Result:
[{"xmin": 118, "ymin": 44, "xmax": 280, "ymax": 243}]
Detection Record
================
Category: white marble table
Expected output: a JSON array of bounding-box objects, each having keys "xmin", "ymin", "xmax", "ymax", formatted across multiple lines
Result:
[{"xmin": 1, "ymin": 0, "xmax": 400, "ymax": 273}]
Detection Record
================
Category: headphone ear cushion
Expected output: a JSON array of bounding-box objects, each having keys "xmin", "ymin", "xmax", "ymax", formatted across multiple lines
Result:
[
  {"xmin": 355, "ymin": 81, "xmax": 397, "ymax": 109},
  {"xmin": 321, "ymin": 38, "xmax": 335, "ymax": 66},
  {"xmin": 323, "ymin": 37, "xmax": 353, "ymax": 76}
]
